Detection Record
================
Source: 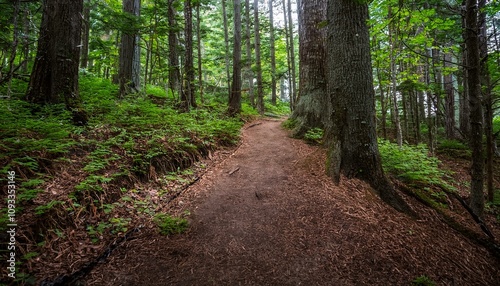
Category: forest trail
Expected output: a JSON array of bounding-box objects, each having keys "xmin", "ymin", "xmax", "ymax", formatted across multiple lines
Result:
[{"xmin": 87, "ymin": 119, "xmax": 499, "ymax": 285}]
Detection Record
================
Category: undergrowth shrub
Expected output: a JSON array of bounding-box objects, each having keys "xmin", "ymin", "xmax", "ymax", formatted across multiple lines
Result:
[{"xmin": 378, "ymin": 139, "xmax": 452, "ymax": 190}]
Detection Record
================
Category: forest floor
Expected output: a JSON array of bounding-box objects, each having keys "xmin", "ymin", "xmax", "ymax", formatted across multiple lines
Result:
[{"xmin": 84, "ymin": 119, "xmax": 500, "ymax": 286}]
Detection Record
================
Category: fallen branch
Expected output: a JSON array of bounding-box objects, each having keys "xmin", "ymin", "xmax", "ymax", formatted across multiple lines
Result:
[
  {"xmin": 245, "ymin": 122, "xmax": 262, "ymax": 129},
  {"xmin": 228, "ymin": 167, "xmax": 240, "ymax": 175}
]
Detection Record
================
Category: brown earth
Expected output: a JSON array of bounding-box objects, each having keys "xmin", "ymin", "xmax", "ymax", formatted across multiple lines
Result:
[{"xmin": 86, "ymin": 119, "xmax": 500, "ymax": 286}]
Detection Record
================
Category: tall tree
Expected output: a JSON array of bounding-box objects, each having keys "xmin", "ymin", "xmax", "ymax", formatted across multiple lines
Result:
[
  {"xmin": 444, "ymin": 52, "xmax": 455, "ymax": 139},
  {"xmin": 479, "ymin": 0, "xmax": 494, "ymax": 202},
  {"xmin": 168, "ymin": 0, "xmax": 181, "ymax": 98},
  {"xmin": 181, "ymin": 0, "xmax": 196, "ymax": 110},
  {"xmin": 25, "ymin": 0, "xmax": 88, "ymax": 125},
  {"xmin": 291, "ymin": 0, "xmax": 327, "ymax": 138},
  {"xmin": 287, "ymin": 0, "xmax": 297, "ymax": 106},
  {"xmin": 464, "ymin": 0, "xmax": 484, "ymax": 217},
  {"xmin": 118, "ymin": 0, "xmax": 141, "ymax": 97},
  {"xmin": 254, "ymin": 0, "xmax": 264, "ymax": 114},
  {"xmin": 269, "ymin": 0, "xmax": 277, "ymax": 105},
  {"xmin": 229, "ymin": 0, "xmax": 242, "ymax": 115},
  {"xmin": 325, "ymin": 0, "xmax": 412, "ymax": 214},
  {"xmin": 80, "ymin": 0, "xmax": 91, "ymax": 69},
  {"xmin": 244, "ymin": 0, "xmax": 254, "ymax": 107},
  {"xmin": 222, "ymin": 0, "xmax": 231, "ymax": 97},
  {"xmin": 196, "ymin": 3, "xmax": 204, "ymax": 103}
]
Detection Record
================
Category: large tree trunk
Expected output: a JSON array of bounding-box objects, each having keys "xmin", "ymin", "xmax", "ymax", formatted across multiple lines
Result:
[
  {"xmin": 181, "ymin": 0, "xmax": 196, "ymax": 110},
  {"xmin": 196, "ymin": 4, "xmax": 204, "ymax": 103},
  {"xmin": 254, "ymin": 0, "xmax": 264, "ymax": 114},
  {"xmin": 479, "ymin": 0, "xmax": 494, "ymax": 202},
  {"xmin": 222, "ymin": 0, "xmax": 231, "ymax": 98},
  {"xmin": 228, "ymin": 0, "xmax": 242, "ymax": 116},
  {"xmin": 291, "ymin": 0, "xmax": 327, "ymax": 138},
  {"xmin": 269, "ymin": 0, "xmax": 277, "ymax": 105},
  {"xmin": 118, "ymin": 0, "xmax": 141, "ymax": 97},
  {"xmin": 325, "ymin": 0, "xmax": 412, "ymax": 215},
  {"xmin": 244, "ymin": 0, "xmax": 254, "ymax": 107},
  {"xmin": 26, "ymin": 0, "xmax": 87, "ymax": 125},
  {"xmin": 287, "ymin": 0, "xmax": 297, "ymax": 106},
  {"xmin": 80, "ymin": 0, "xmax": 91, "ymax": 69},
  {"xmin": 465, "ymin": 0, "xmax": 485, "ymax": 217},
  {"xmin": 444, "ymin": 53, "xmax": 456, "ymax": 139},
  {"xmin": 168, "ymin": 0, "xmax": 181, "ymax": 99}
]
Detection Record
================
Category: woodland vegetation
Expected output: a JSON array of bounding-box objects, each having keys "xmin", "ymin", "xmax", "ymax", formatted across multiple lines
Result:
[{"xmin": 0, "ymin": 0, "xmax": 499, "ymax": 284}]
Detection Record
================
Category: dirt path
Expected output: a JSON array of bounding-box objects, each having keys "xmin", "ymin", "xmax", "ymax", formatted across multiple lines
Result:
[{"xmin": 87, "ymin": 119, "xmax": 499, "ymax": 285}]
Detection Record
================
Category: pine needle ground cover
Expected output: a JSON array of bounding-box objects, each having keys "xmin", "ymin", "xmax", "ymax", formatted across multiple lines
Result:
[{"xmin": 0, "ymin": 76, "xmax": 244, "ymax": 284}]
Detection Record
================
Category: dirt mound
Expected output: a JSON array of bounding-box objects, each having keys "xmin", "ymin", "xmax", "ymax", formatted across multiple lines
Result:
[{"xmin": 86, "ymin": 119, "xmax": 500, "ymax": 286}]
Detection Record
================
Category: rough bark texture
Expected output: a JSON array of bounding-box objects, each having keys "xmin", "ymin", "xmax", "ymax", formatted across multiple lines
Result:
[
  {"xmin": 80, "ymin": 0, "xmax": 91, "ymax": 69},
  {"xmin": 244, "ymin": 0, "xmax": 254, "ymax": 107},
  {"xmin": 168, "ymin": 0, "xmax": 181, "ymax": 98},
  {"xmin": 25, "ymin": 0, "xmax": 87, "ymax": 125},
  {"xmin": 287, "ymin": 0, "xmax": 297, "ymax": 106},
  {"xmin": 291, "ymin": 0, "xmax": 327, "ymax": 138},
  {"xmin": 465, "ymin": 0, "xmax": 485, "ymax": 217},
  {"xmin": 119, "ymin": 0, "xmax": 141, "ymax": 97},
  {"xmin": 479, "ymin": 0, "xmax": 494, "ymax": 202},
  {"xmin": 181, "ymin": 0, "xmax": 196, "ymax": 110},
  {"xmin": 222, "ymin": 0, "xmax": 231, "ymax": 98},
  {"xmin": 228, "ymin": 0, "xmax": 242, "ymax": 116},
  {"xmin": 444, "ymin": 53, "xmax": 456, "ymax": 139},
  {"xmin": 325, "ymin": 0, "xmax": 412, "ymax": 215},
  {"xmin": 269, "ymin": 0, "xmax": 277, "ymax": 105},
  {"xmin": 254, "ymin": 0, "xmax": 264, "ymax": 114}
]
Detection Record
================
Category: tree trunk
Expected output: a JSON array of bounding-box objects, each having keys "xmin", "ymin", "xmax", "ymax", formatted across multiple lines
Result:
[
  {"xmin": 181, "ymin": 0, "xmax": 196, "ymax": 110},
  {"xmin": 222, "ymin": 0, "xmax": 231, "ymax": 98},
  {"xmin": 287, "ymin": 0, "xmax": 297, "ymax": 106},
  {"xmin": 6, "ymin": 0, "xmax": 21, "ymax": 98},
  {"xmin": 479, "ymin": 0, "xmax": 494, "ymax": 202},
  {"xmin": 444, "ymin": 53, "xmax": 456, "ymax": 139},
  {"xmin": 388, "ymin": 6, "xmax": 402, "ymax": 147},
  {"xmin": 118, "ymin": 0, "xmax": 141, "ymax": 97},
  {"xmin": 168, "ymin": 0, "xmax": 181, "ymax": 99},
  {"xmin": 229, "ymin": 0, "xmax": 242, "ymax": 116},
  {"xmin": 254, "ymin": 0, "xmax": 264, "ymax": 114},
  {"xmin": 80, "ymin": 0, "xmax": 91, "ymax": 69},
  {"xmin": 465, "ymin": 0, "xmax": 484, "ymax": 217},
  {"xmin": 26, "ymin": 0, "xmax": 87, "ymax": 125},
  {"xmin": 291, "ymin": 0, "xmax": 327, "ymax": 138},
  {"xmin": 325, "ymin": 0, "xmax": 412, "ymax": 215},
  {"xmin": 460, "ymin": 11, "xmax": 471, "ymax": 139},
  {"xmin": 432, "ymin": 48, "xmax": 443, "ymax": 130},
  {"xmin": 244, "ymin": 0, "xmax": 254, "ymax": 107},
  {"xmin": 196, "ymin": 4, "xmax": 204, "ymax": 103},
  {"xmin": 269, "ymin": 0, "xmax": 277, "ymax": 105}
]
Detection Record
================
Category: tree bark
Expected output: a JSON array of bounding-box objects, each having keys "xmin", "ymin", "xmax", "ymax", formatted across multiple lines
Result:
[
  {"xmin": 181, "ymin": 0, "xmax": 196, "ymax": 110},
  {"xmin": 325, "ymin": 0, "xmax": 412, "ymax": 215},
  {"xmin": 80, "ymin": 0, "xmax": 91, "ymax": 69},
  {"xmin": 287, "ymin": 0, "xmax": 297, "ymax": 106},
  {"xmin": 168, "ymin": 0, "xmax": 181, "ymax": 99},
  {"xmin": 254, "ymin": 0, "xmax": 264, "ymax": 114},
  {"xmin": 222, "ymin": 0, "xmax": 231, "ymax": 98},
  {"xmin": 229, "ymin": 0, "xmax": 242, "ymax": 116},
  {"xmin": 26, "ymin": 0, "xmax": 87, "ymax": 125},
  {"xmin": 244, "ymin": 0, "xmax": 254, "ymax": 107},
  {"xmin": 444, "ymin": 53, "xmax": 456, "ymax": 139},
  {"xmin": 269, "ymin": 0, "xmax": 277, "ymax": 105},
  {"xmin": 479, "ymin": 0, "xmax": 494, "ymax": 202},
  {"xmin": 291, "ymin": 0, "xmax": 327, "ymax": 138},
  {"xmin": 465, "ymin": 0, "xmax": 485, "ymax": 217},
  {"xmin": 118, "ymin": 0, "xmax": 141, "ymax": 97},
  {"xmin": 388, "ymin": 6, "xmax": 402, "ymax": 147},
  {"xmin": 196, "ymin": 4, "xmax": 204, "ymax": 103}
]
